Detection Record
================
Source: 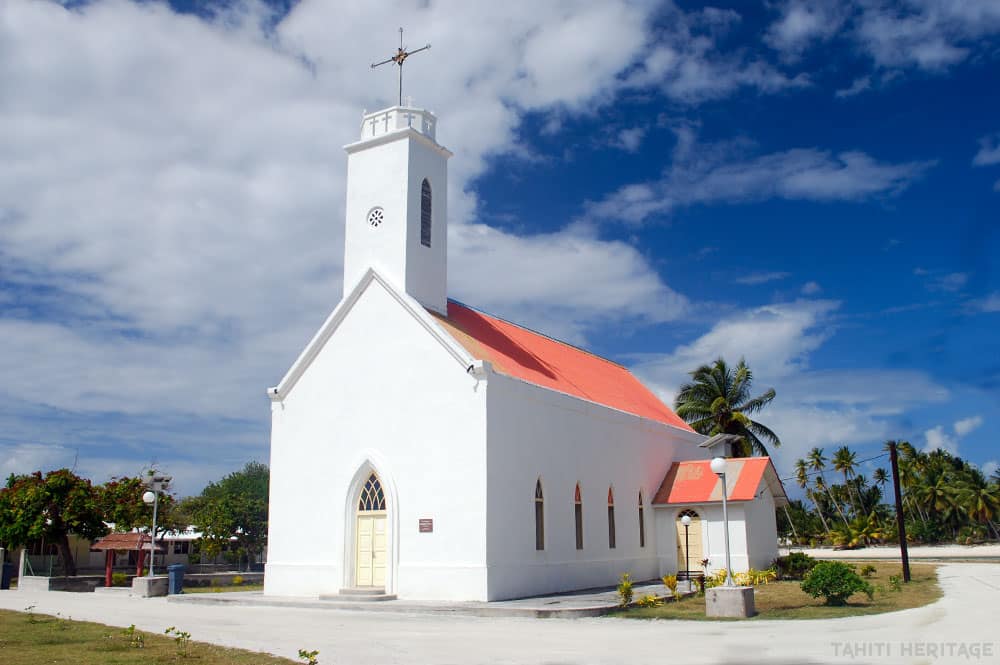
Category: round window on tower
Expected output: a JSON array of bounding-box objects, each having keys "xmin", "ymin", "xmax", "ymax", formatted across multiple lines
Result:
[{"xmin": 367, "ymin": 206, "xmax": 385, "ymax": 228}]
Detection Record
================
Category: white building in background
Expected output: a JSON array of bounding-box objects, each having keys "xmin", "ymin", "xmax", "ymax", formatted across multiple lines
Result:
[{"xmin": 264, "ymin": 103, "xmax": 788, "ymax": 601}]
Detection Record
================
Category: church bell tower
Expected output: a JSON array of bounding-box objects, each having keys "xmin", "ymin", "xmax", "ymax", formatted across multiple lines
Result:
[{"xmin": 342, "ymin": 106, "xmax": 451, "ymax": 314}]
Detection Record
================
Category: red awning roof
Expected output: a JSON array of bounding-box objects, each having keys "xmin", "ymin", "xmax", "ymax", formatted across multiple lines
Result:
[
  {"xmin": 431, "ymin": 301, "xmax": 693, "ymax": 432},
  {"xmin": 652, "ymin": 457, "xmax": 788, "ymax": 506},
  {"xmin": 90, "ymin": 533, "xmax": 167, "ymax": 553}
]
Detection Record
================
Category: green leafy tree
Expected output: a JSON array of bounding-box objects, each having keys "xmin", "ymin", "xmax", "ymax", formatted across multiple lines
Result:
[
  {"xmin": 190, "ymin": 462, "xmax": 269, "ymax": 570},
  {"xmin": 0, "ymin": 470, "xmax": 108, "ymax": 575},
  {"xmin": 673, "ymin": 357, "xmax": 781, "ymax": 456},
  {"xmin": 98, "ymin": 474, "xmax": 178, "ymax": 538}
]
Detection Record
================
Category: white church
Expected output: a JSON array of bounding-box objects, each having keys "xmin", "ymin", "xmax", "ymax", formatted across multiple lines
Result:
[{"xmin": 264, "ymin": 102, "xmax": 788, "ymax": 602}]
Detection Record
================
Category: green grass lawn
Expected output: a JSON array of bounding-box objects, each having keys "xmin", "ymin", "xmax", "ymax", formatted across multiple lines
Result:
[
  {"xmin": 184, "ymin": 583, "xmax": 264, "ymax": 594},
  {"xmin": 613, "ymin": 562, "xmax": 940, "ymax": 620},
  {"xmin": 0, "ymin": 608, "xmax": 298, "ymax": 664}
]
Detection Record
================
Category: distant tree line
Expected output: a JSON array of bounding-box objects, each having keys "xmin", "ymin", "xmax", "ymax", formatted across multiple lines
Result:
[
  {"xmin": 781, "ymin": 442, "xmax": 1000, "ymax": 547},
  {"xmin": 0, "ymin": 461, "xmax": 269, "ymax": 575}
]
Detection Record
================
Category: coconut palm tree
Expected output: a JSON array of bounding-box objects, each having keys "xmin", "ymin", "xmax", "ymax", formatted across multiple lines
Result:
[
  {"xmin": 808, "ymin": 447, "xmax": 850, "ymax": 526},
  {"xmin": 873, "ymin": 467, "xmax": 889, "ymax": 488},
  {"xmin": 673, "ymin": 357, "xmax": 780, "ymax": 457},
  {"xmin": 795, "ymin": 458, "xmax": 831, "ymax": 538},
  {"xmin": 832, "ymin": 445, "xmax": 863, "ymax": 517}
]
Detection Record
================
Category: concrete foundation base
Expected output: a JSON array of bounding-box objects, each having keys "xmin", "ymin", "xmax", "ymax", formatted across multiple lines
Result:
[
  {"xmin": 131, "ymin": 576, "xmax": 169, "ymax": 598},
  {"xmin": 705, "ymin": 585, "xmax": 755, "ymax": 618}
]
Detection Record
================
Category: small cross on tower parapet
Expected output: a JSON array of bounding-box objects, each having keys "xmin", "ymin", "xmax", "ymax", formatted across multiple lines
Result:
[{"xmin": 371, "ymin": 27, "xmax": 431, "ymax": 107}]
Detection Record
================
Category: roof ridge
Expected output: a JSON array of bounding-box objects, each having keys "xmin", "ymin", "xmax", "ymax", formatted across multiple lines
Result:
[{"xmin": 445, "ymin": 298, "xmax": 628, "ymax": 371}]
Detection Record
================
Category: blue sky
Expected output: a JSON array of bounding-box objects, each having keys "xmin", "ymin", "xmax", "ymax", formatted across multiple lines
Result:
[{"xmin": 1, "ymin": 0, "xmax": 998, "ymax": 496}]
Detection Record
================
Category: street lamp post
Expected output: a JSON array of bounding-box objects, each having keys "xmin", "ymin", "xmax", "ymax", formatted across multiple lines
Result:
[
  {"xmin": 681, "ymin": 514, "xmax": 692, "ymax": 591},
  {"xmin": 710, "ymin": 457, "xmax": 735, "ymax": 587},
  {"xmin": 142, "ymin": 475, "xmax": 172, "ymax": 577}
]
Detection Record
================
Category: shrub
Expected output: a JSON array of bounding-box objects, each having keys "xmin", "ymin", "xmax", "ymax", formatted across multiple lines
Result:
[
  {"xmin": 617, "ymin": 573, "xmax": 634, "ymax": 607},
  {"xmin": 111, "ymin": 572, "xmax": 129, "ymax": 587},
  {"xmin": 773, "ymin": 552, "xmax": 819, "ymax": 580},
  {"xmin": 635, "ymin": 594, "xmax": 661, "ymax": 608},
  {"xmin": 888, "ymin": 574, "xmax": 903, "ymax": 592},
  {"xmin": 662, "ymin": 574, "xmax": 678, "ymax": 596},
  {"xmin": 860, "ymin": 564, "xmax": 877, "ymax": 578},
  {"xmin": 232, "ymin": 575, "xmax": 244, "ymax": 586},
  {"xmin": 800, "ymin": 561, "xmax": 874, "ymax": 606},
  {"xmin": 298, "ymin": 649, "xmax": 320, "ymax": 665}
]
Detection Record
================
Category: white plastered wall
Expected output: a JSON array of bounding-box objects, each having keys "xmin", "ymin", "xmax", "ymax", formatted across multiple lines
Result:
[
  {"xmin": 265, "ymin": 278, "xmax": 488, "ymax": 600},
  {"xmin": 483, "ymin": 373, "xmax": 706, "ymax": 600},
  {"xmin": 745, "ymin": 486, "xmax": 779, "ymax": 569}
]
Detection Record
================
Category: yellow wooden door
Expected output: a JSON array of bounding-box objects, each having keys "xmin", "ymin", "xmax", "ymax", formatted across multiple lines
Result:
[
  {"xmin": 356, "ymin": 515, "xmax": 374, "ymax": 586},
  {"xmin": 676, "ymin": 515, "xmax": 703, "ymax": 575},
  {"xmin": 372, "ymin": 516, "xmax": 386, "ymax": 587},
  {"xmin": 356, "ymin": 514, "xmax": 387, "ymax": 588}
]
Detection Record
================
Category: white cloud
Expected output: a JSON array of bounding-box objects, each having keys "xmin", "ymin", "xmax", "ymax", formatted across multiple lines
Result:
[
  {"xmin": 625, "ymin": 5, "xmax": 809, "ymax": 104},
  {"xmin": 587, "ymin": 133, "xmax": 935, "ymax": 225},
  {"xmin": 766, "ymin": 1, "xmax": 847, "ymax": 58},
  {"xmin": 801, "ymin": 281, "xmax": 822, "ymax": 295},
  {"xmin": 835, "ymin": 76, "xmax": 872, "ymax": 98},
  {"xmin": 923, "ymin": 415, "xmax": 985, "ymax": 456},
  {"xmin": 974, "ymin": 133, "xmax": 1000, "ymax": 166},
  {"xmin": 612, "ymin": 127, "xmax": 647, "ymax": 153},
  {"xmin": 450, "ymin": 223, "xmax": 688, "ymax": 344},
  {"xmin": 954, "ymin": 415, "xmax": 983, "ymax": 437},
  {"xmin": 924, "ymin": 424, "xmax": 959, "ymax": 455},
  {"xmin": 853, "ymin": 0, "xmax": 1000, "ymax": 72},
  {"xmin": 734, "ymin": 271, "xmax": 792, "ymax": 285},
  {"xmin": 983, "ymin": 460, "xmax": 999, "ymax": 479},
  {"xmin": 972, "ymin": 293, "xmax": 1000, "ymax": 312}
]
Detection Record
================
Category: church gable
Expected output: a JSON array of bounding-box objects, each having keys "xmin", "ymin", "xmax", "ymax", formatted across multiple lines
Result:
[{"xmin": 269, "ymin": 269, "xmax": 474, "ymax": 403}]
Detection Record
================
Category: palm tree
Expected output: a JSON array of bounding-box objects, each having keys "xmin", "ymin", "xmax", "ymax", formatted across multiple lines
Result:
[
  {"xmin": 808, "ymin": 447, "xmax": 850, "ymax": 526},
  {"xmin": 674, "ymin": 357, "xmax": 780, "ymax": 456},
  {"xmin": 873, "ymin": 467, "xmax": 889, "ymax": 488},
  {"xmin": 832, "ymin": 445, "xmax": 863, "ymax": 517},
  {"xmin": 956, "ymin": 471, "xmax": 1000, "ymax": 540},
  {"xmin": 796, "ymin": 458, "xmax": 831, "ymax": 538}
]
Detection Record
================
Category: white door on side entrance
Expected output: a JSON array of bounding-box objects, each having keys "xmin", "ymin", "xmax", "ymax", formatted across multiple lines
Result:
[{"xmin": 355, "ymin": 472, "xmax": 387, "ymax": 588}]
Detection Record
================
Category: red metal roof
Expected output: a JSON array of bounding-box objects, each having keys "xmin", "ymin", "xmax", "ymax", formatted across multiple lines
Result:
[
  {"xmin": 431, "ymin": 301, "xmax": 693, "ymax": 432},
  {"xmin": 652, "ymin": 457, "xmax": 787, "ymax": 505},
  {"xmin": 90, "ymin": 533, "xmax": 166, "ymax": 552}
]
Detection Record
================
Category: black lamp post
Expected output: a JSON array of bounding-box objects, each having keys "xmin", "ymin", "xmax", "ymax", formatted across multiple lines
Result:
[{"xmin": 681, "ymin": 514, "xmax": 692, "ymax": 586}]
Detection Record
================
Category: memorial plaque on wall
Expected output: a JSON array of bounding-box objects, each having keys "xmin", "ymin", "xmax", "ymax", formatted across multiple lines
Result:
[{"xmin": 419, "ymin": 518, "xmax": 433, "ymax": 533}]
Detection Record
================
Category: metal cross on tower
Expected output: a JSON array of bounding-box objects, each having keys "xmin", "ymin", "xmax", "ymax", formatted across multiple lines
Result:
[{"xmin": 371, "ymin": 27, "xmax": 431, "ymax": 107}]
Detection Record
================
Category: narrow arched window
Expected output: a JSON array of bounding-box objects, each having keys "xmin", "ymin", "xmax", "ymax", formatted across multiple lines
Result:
[
  {"xmin": 607, "ymin": 487, "xmax": 616, "ymax": 549},
  {"xmin": 574, "ymin": 483, "xmax": 583, "ymax": 550},
  {"xmin": 638, "ymin": 490, "xmax": 646, "ymax": 548},
  {"xmin": 534, "ymin": 479, "xmax": 544, "ymax": 550},
  {"xmin": 420, "ymin": 178, "xmax": 432, "ymax": 247},
  {"xmin": 358, "ymin": 473, "xmax": 386, "ymax": 511}
]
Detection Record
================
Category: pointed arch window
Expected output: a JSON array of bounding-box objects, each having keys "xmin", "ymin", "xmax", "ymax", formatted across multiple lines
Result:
[
  {"xmin": 420, "ymin": 178, "xmax": 432, "ymax": 247},
  {"xmin": 607, "ymin": 487, "xmax": 616, "ymax": 549},
  {"xmin": 574, "ymin": 483, "xmax": 583, "ymax": 550},
  {"xmin": 358, "ymin": 473, "xmax": 386, "ymax": 512},
  {"xmin": 534, "ymin": 479, "xmax": 544, "ymax": 551},
  {"xmin": 638, "ymin": 490, "xmax": 646, "ymax": 548}
]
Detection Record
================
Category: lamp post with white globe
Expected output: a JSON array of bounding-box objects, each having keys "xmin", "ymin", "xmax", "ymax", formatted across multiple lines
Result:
[
  {"xmin": 710, "ymin": 457, "xmax": 735, "ymax": 587},
  {"xmin": 142, "ymin": 475, "xmax": 172, "ymax": 577}
]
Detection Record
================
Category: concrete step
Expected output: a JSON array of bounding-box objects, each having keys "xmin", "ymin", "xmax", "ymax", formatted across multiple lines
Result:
[{"xmin": 321, "ymin": 588, "xmax": 397, "ymax": 602}]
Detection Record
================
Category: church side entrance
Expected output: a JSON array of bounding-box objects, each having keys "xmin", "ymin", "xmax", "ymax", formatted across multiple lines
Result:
[
  {"xmin": 676, "ymin": 509, "xmax": 703, "ymax": 579},
  {"xmin": 355, "ymin": 473, "xmax": 387, "ymax": 587}
]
